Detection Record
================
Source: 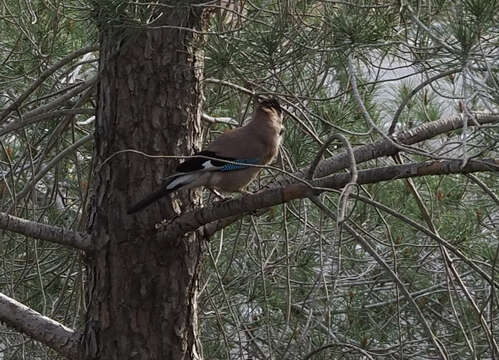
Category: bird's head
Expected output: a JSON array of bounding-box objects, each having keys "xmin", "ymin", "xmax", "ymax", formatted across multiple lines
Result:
[
  {"xmin": 256, "ymin": 97, "xmax": 283, "ymax": 124},
  {"xmin": 253, "ymin": 97, "xmax": 285, "ymax": 138},
  {"xmin": 258, "ymin": 98, "xmax": 282, "ymax": 116}
]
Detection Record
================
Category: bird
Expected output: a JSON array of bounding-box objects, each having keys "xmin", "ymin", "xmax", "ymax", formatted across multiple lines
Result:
[{"xmin": 127, "ymin": 98, "xmax": 284, "ymax": 214}]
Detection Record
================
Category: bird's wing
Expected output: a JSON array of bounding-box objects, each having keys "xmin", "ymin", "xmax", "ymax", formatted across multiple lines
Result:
[{"xmin": 175, "ymin": 150, "xmax": 259, "ymax": 174}]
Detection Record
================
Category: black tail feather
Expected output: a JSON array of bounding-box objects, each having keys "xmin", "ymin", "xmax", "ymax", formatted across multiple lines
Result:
[{"xmin": 127, "ymin": 186, "xmax": 173, "ymax": 214}]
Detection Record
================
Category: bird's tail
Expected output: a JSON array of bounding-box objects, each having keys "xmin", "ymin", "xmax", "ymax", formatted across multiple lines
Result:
[
  {"xmin": 127, "ymin": 173, "xmax": 194, "ymax": 214},
  {"xmin": 127, "ymin": 187, "xmax": 172, "ymax": 214}
]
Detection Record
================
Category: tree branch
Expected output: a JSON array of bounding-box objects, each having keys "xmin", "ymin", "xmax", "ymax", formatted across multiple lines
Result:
[
  {"xmin": 388, "ymin": 68, "xmax": 462, "ymax": 135},
  {"xmin": 305, "ymin": 199, "xmax": 450, "ymax": 358},
  {"xmin": 167, "ymin": 112, "xmax": 498, "ymax": 236},
  {"xmin": 0, "ymin": 45, "xmax": 98, "ymax": 122},
  {"xmin": 284, "ymin": 112, "xmax": 498, "ymax": 184},
  {"xmin": 21, "ymin": 78, "xmax": 97, "ymax": 120},
  {"xmin": 163, "ymin": 158, "xmax": 498, "ymax": 239},
  {"xmin": 0, "ymin": 108, "xmax": 94, "ymax": 137},
  {"xmin": 0, "ymin": 212, "xmax": 92, "ymax": 250},
  {"xmin": 201, "ymin": 113, "xmax": 239, "ymax": 126},
  {"xmin": 0, "ymin": 292, "xmax": 79, "ymax": 359},
  {"xmin": 11, "ymin": 134, "xmax": 93, "ymax": 204}
]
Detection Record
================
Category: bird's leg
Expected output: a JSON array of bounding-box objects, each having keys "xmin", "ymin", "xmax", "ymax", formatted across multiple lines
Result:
[
  {"xmin": 209, "ymin": 188, "xmax": 232, "ymax": 202},
  {"xmin": 239, "ymin": 189, "xmax": 259, "ymax": 215},
  {"xmin": 239, "ymin": 189, "xmax": 253, "ymax": 196}
]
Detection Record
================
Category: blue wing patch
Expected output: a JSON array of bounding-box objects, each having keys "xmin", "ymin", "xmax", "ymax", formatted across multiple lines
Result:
[
  {"xmin": 176, "ymin": 151, "xmax": 259, "ymax": 173},
  {"xmin": 220, "ymin": 159, "xmax": 258, "ymax": 172}
]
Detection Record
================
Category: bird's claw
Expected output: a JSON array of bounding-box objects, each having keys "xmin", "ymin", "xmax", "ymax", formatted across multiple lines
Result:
[{"xmin": 155, "ymin": 214, "xmax": 179, "ymax": 230}]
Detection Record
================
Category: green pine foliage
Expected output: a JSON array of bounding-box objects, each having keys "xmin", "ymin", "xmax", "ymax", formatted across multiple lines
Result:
[{"xmin": 1, "ymin": 0, "xmax": 497, "ymax": 358}]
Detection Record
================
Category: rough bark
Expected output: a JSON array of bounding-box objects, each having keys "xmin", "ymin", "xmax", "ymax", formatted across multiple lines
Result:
[{"xmin": 82, "ymin": 4, "xmax": 207, "ymax": 360}]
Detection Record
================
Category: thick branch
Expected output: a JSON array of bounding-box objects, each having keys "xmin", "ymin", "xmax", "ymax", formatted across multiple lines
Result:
[
  {"xmin": 163, "ymin": 158, "xmax": 498, "ymax": 239},
  {"xmin": 0, "ymin": 212, "xmax": 92, "ymax": 250},
  {"xmin": 0, "ymin": 292, "xmax": 79, "ymax": 359},
  {"xmin": 165, "ymin": 113, "xmax": 498, "ymax": 235},
  {"xmin": 287, "ymin": 112, "xmax": 498, "ymax": 183},
  {"xmin": 201, "ymin": 112, "xmax": 498, "ymax": 233}
]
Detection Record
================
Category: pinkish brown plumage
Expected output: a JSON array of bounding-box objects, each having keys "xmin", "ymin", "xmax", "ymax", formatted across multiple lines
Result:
[{"xmin": 128, "ymin": 98, "xmax": 284, "ymax": 214}]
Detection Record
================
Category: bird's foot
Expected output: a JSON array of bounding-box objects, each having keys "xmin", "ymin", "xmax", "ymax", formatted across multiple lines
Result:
[
  {"xmin": 209, "ymin": 188, "xmax": 232, "ymax": 202},
  {"xmin": 155, "ymin": 214, "xmax": 180, "ymax": 230}
]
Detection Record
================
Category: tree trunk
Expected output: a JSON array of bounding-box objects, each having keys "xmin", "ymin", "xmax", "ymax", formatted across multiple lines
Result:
[{"xmin": 82, "ymin": 5, "xmax": 207, "ymax": 359}]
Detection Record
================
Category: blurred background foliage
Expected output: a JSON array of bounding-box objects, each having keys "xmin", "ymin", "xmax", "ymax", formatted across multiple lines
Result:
[{"xmin": 1, "ymin": 0, "xmax": 498, "ymax": 358}]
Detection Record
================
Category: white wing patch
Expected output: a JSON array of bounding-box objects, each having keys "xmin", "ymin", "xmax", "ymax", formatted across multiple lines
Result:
[
  {"xmin": 165, "ymin": 159, "xmax": 226, "ymax": 191},
  {"xmin": 166, "ymin": 174, "xmax": 194, "ymax": 190},
  {"xmin": 201, "ymin": 160, "xmax": 220, "ymax": 171}
]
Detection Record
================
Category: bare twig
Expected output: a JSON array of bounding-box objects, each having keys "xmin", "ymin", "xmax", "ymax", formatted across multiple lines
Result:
[
  {"xmin": 21, "ymin": 78, "xmax": 97, "ymax": 120},
  {"xmin": 466, "ymin": 173, "xmax": 499, "ymax": 205},
  {"xmin": 399, "ymin": 154, "xmax": 499, "ymax": 354},
  {"xmin": 388, "ymin": 68, "xmax": 462, "ymax": 135},
  {"xmin": 307, "ymin": 197, "xmax": 449, "ymax": 359},
  {"xmin": 201, "ymin": 113, "xmax": 239, "ymax": 126},
  {"xmin": 345, "ymin": 191, "xmax": 498, "ymax": 289},
  {"xmin": 333, "ymin": 134, "xmax": 358, "ymax": 225},
  {"xmin": 306, "ymin": 134, "xmax": 338, "ymax": 180},
  {"xmin": 347, "ymin": 54, "xmax": 400, "ymax": 148},
  {"xmin": 0, "ymin": 45, "xmax": 98, "ymax": 122},
  {"xmin": 12, "ymin": 134, "xmax": 93, "ymax": 205},
  {"xmin": 302, "ymin": 342, "xmax": 376, "ymax": 360},
  {"xmin": 0, "ymin": 109, "xmax": 94, "ymax": 137}
]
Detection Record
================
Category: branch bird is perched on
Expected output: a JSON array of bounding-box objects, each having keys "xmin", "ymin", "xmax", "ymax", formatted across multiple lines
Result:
[{"xmin": 127, "ymin": 98, "xmax": 284, "ymax": 214}]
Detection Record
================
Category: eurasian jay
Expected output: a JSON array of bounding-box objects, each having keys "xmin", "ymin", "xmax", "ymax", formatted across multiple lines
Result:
[{"xmin": 127, "ymin": 98, "xmax": 284, "ymax": 214}]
